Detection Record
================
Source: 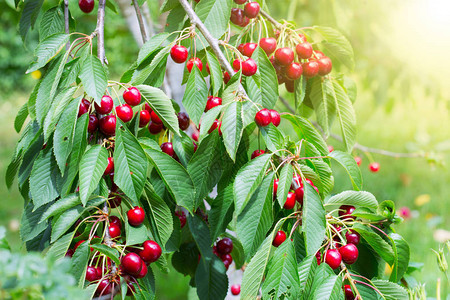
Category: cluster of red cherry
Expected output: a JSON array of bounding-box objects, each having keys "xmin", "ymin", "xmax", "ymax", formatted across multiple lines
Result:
[
  {"xmin": 212, "ymin": 237, "xmax": 234, "ymax": 270},
  {"xmin": 230, "ymin": 0, "xmax": 261, "ymax": 27}
]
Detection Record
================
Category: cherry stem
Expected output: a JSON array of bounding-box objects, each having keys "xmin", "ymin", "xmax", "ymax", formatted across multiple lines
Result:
[{"xmin": 132, "ymin": 0, "xmax": 148, "ymax": 44}]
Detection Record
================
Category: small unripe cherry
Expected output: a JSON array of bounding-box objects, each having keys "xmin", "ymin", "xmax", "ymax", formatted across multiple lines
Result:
[
  {"xmin": 148, "ymin": 121, "xmax": 163, "ymax": 134},
  {"xmin": 230, "ymin": 8, "xmax": 245, "ymax": 26},
  {"xmin": 251, "ymin": 149, "xmax": 265, "ymax": 159},
  {"xmin": 138, "ymin": 110, "xmax": 151, "ymax": 127},
  {"xmin": 216, "ymin": 237, "xmax": 233, "ymax": 255},
  {"xmin": 275, "ymin": 47, "xmax": 295, "ymax": 66},
  {"xmin": 324, "ymin": 249, "xmax": 342, "ymax": 269},
  {"xmin": 230, "ymin": 284, "xmax": 241, "ymax": 295},
  {"xmin": 205, "ymin": 96, "xmax": 222, "ymax": 112},
  {"xmin": 127, "ymin": 206, "xmax": 145, "ymax": 226},
  {"xmin": 345, "ymin": 229, "xmax": 360, "ymax": 245},
  {"xmin": 88, "ymin": 115, "xmax": 98, "ymax": 133},
  {"xmin": 99, "ymin": 115, "xmax": 116, "ymax": 136},
  {"xmin": 104, "ymin": 157, "xmax": 114, "ymax": 175},
  {"xmin": 186, "ymin": 57, "xmax": 203, "ymax": 72},
  {"xmin": 242, "ymin": 43, "xmax": 258, "ymax": 57},
  {"xmin": 243, "ymin": 2, "xmax": 260, "ymax": 18},
  {"xmin": 108, "ymin": 223, "xmax": 121, "ymax": 238},
  {"xmin": 317, "ymin": 57, "xmax": 333, "ymax": 76},
  {"xmin": 95, "ymin": 95, "xmax": 114, "ymax": 115},
  {"xmin": 241, "ymin": 58, "xmax": 258, "ymax": 76},
  {"xmin": 79, "ymin": 0, "xmax": 94, "ymax": 13},
  {"xmin": 283, "ymin": 192, "xmax": 296, "ymax": 209},
  {"xmin": 295, "ymin": 42, "xmax": 313, "ymax": 59},
  {"xmin": 170, "ymin": 45, "xmax": 189, "ymax": 64},
  {"xmin": 161, "ymin": 142, "xmax": 175, "ymax": 157},
  {"xmin": 285, "ymin": 62, "xmax": 303, "ymax": 80},
  {"xmin": 177, "ymin": 112, "xmax": 190, "ymax": 130},
  {"xmin": 272, "ymin": 230, "xmax": 286, "ymax": 247},
  {"xmin": 369, "ymin": 162, "xmax": 380, "ymax": 173},
  {"xmin": 259, "ymin": 37, "xmax": 277, "ymax": 56},
  {"xmin": 302, "ymin": 61, "xmax": 319, "ymax": 78},
  {"xmin": 339, "ymin": 244, "xmax": 359, "ymax": 265},
  {"xmin": 354, "ymin": 156, "xmax": 362, "ymax": 166},
  {"xmin": 123, "ymin": 87, "xmax": 141, "ymax": 106},
  {"xmin": 139, "ymin": 240, "xmax": 162, "ymax": 263},
  {"xmin": 116, "ymin": 104, "xmax": 133, "ymax": 122},
  {"xmin": 254, "ymin": 108, "xmax": 271, "ymax": 127}
]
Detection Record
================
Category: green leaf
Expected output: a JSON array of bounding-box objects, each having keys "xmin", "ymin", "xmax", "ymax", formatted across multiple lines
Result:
[
  {"xmin": 276, "ymin": 163, "xmax": 294, "ymax": 209},
  {"xmin": 233, "ymin": 153, "xmax": 272, "ymax": 214},
  {"xmin": 240, "ymin": 233, "xmax": 274, "ymax": 298},
  {"xmin": 310, "ymin": 269, "xmax": 343, "ymax": 300},
  {"xmin": 206, "ymin": 51, "xmax": 223, "ymax": 95},
  {"xmin": 300, "ymin": 161, "xmax": 334, "ymax": 196},
  {"xmin": 137, "ymin": 33, "xmax": 170, "ymax": 66},
  {"xmin": 71, "ymin": 240, "xmax": 90, "ymax": 287},
  {"xmin": 208, "ymin": 183, "xmax": 234, "ymax": 243},
  {"xmin": 172, "ymin": 131, "xmax": 195, "ymax": 167},
  {"xmin": 294, "ymin": 77, "xmax": 307, "ymax": 110},
  {"xmin": 41, "ymin": 193, "xmax": 80, "ymax": 222},
  {"xmin": 79, "ymin": 145, "xmax": 108, "ymax": 205},
  {"xmin": 221, "ymin": 101, "xmax": 244, "ymax": 161},
  {"xmin": 137, "ymin": 85, "xmax": 180, "ymax": 136},
  {"xmin": 51, "ymin": 205, "xmax": 84, "ymax": 242},
  {"xmin": 298, "ymin": 255, "xmax": 317, "ymax": 292},
  {"xmin": 20, "ymin": 202, "xmax": 49, "ymax": 242},
  {"xmin": 350, "ymin": 207, "xmax": 386, "ymax": 222},
  {"xmin": 310, "ymin": 77, "xmax": 336, "ymax": 137},
  {"xmin": 328, "ymin": 150, "xmax": 362, "ymax": 190},
  {"xmin": 79, "ymin": 55, "xmax": 108, "ymax": 104},
  {"xmin": 19, "ymin": 0, "xmax": 44, "ymax": 40},
  {"xmin": 161, "ymin": 0, "xmax": 180, "ymax": 12},
  {"xmin": 325, "ymin": 191, "xmax": 377, "ymax": 210},
  {"xmin": 27, "ymin": 33, "xmax": 69, "ymax": 73},
  {"xmin": 303, "ymin": 183, "xmax": 326, "ymax": 255},
  {"xmin": 262, "ymin": 240, "xmax": 300, "ymax": 299},
  {"xmin": 44, "ymin": 88, "xmax": 77, "ymax": 141},
  {"xmin": 371, "ymin": 279, "xmax": 408, "ymax": 300},
  {"xmin": 199, "ymin": 105, "xmax": 223, "ymax": 138},
  {"xmin": 14, "ymin": 102, "xmax": 29, "ymax": 133},
  {"xmin": 352, "ymin": 223, "xmax": 394, "ymax": 264},
  {"xmin": 46, "ymin": 232, "xmax": 73, "ymax": 260},
  {"xmin": 237, "ymin": 173, "xmax": 274, "ymax": 259},
  {"xmin": 39, "ymin": 7, "xmax": 65, "ymax": 40},
  {"xmin": 260, "ymin": 124, "xmax": 285, "ymax": 153},
  {"xmin": 114, "ymin": 120, "xmax": 148, "ymax": 204},
  {"xmin": 145, "ymin": 148, "xmax": 196, "ymax": 214},
  {"xmin": 125, "ymin": 220, "xmax": 150, "ymax": 246},
  {"xmin": 388, "ymin": 233, "xmax": 410, "ymax": 282},
  {"xmin": 132, "ymin": 47, "xmax": 169, "ymax": 87},
  {"xmin": 182, "ymin": 66, "xmax": 208, "ymax": 126},
  {"xmin": 90, "ymin": 244, "xmax": 121, "ymax": 265}
]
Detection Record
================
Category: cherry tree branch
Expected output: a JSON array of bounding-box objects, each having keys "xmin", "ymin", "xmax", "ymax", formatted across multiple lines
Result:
[
  {"xmin": 260, "ymin": 9, "xmax": 282, "ymax": 29},
  {"xmin": 64, "ymin": 0, "xmax": 70, "ymax": 50},
  {"xmin": 132, "ymin": 0, "xmax": 148, "ymax": 43},
  {"xmin": 96, "ymin": 0, "xmax": 107, "ymax": 64}
]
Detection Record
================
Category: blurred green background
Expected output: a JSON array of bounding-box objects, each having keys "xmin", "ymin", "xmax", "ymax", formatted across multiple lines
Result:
[{"xmin": 1, "ymin": 0, "xmax": 449, "ymax": 298}]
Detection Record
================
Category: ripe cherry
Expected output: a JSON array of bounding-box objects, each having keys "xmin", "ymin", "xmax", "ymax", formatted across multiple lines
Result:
[
  {"xmin": 96, "ymin": 279, "xmax": 112, "ymax": 296},
  {"xmin": 259, "ymin": 37, "xmax": 277, "ymax": 55},
  {"xmin": 339, "ymin": 205, "xmax": 356, "ymax": 220},
  {"xmin": 95, "ymin": 95, "xmax": 114, "ymax": 115},
  {"xmin": 86, "ymin": 266, "xmax": 100, "ymax": 282},
  {"xmin": 234, "ymin": 0, "xmax": 246, "ymax": 3},
  {"xmin": 230, "ymin": 284, "xmax": 241, "ymax": 295},
  {"xmin": 217, "ymin": 237, "xmax": 233, "ymax": 255},
  {"xmin": 161, "ymin": 142, "xmax": 175, "ymax": 157},
  {"xmin": 273, "ymin": 178, "xmax": 279, "ymax": 196},
  {"xmin": 116, "ymin": 104, "xmax": 133, "ymax": 122},
  {"xmin": 302, "ymin": 61, "xmax": 319, "ymax": 78},
  {"xmin": 110, "ymin": 216, "xmax": 122, "ymax": 230},
  {"xmin": 230, "ymin": 8, "xmax": 245, "ymax": 26},
  {"xmin": 244, "ymin": 2, "xmax": 260, "ymax": 18},
  {"xmin": 148, "ymin": 122, "xmax": 163, "ymax": 134},
  {"xmin": 354, "ymin": 156, "xmax": 362, "ymax": 166},
  {"xmin": 251, "ymin": 149, "xmax": 265, "ymax": 159},
  {"xmin": 135, "ymin": 262, "xmax": 148, "ymax": 278},
  {"xmin": 186, "ymin": 58, "xmax": 203, "ymax": 72},
  {"xmin": 150, "ymin": 111, "xmax": 162, "ymax": 124},
  {"xmin": 324, "ymin": 249, "xmax": 342, "ymax": 269},
  {"xmin": 177, "ymin": 112, "xmax": 190, "ymax": 130},
  {"xmin": 223, "ymin": 71, "xmax": 231, "ymax": 84},
  {"xmin": 205, "ymin": 96, "xmax": 222, "ymax": 112},
  {"xmin": 175, "ymin": 211, "xmax": 186, "ymax": 228},
  {"xmin": 127, "ymin": 206, "xmax": 145, "ymax": 226},
  {"xmin": 108, "ymin": 223, "xmax": 121, "ymax": 238},
  {"xmin": 232, "ymin": 59, "xmax": 241, "ymax": 71},
  {"xmin": 345, "ymin": 229, "xmax": 360, "ymax": 245},
  {"xmin": 138, "ymin": 110, "xmax": 151, "ymax": 127},
  {"xmin": 65, "ymin": 249, "xmax": 74, "ymax": 257},
  {"xmin": 123, "ymin": 87, "xmax": 141, "ymax": 106},
  {"xmin": 79, "ymin": 0, "xmax": 94, "ymax": 13},
  {"xmin": 295, "ymin": 186, "xmax": 304, "ymax": 205},
  {"xmin": 99, "ymin": 115, "xmax": 116, "ymax": 135},
  {"xmin": 339, "ymin": 244, "xmax": 359, "ymax": 265},
  {"xmin": 318, "ymin": 57, "xmax": 333, "ymax": 76},
  {"xmin": 283, "ymin": 192, "xmax": 296, "ymax": 209},
  {"xmin": 315, "ymin": 251, "xmax": 322, "ymax": 265},
  {"xmin": 254, "ymin": 108, "xmax": 271, "ymax": 127},
  {"xmin": 121, "ymin": 253, "xmax": 143, "ymax": 276},
  {"xmin": 242, "ymin": 43, "xmax": 258, "ymax": 57},
  {"xmin": 104, "ymin": 157, "xmax": 114, "ymax": 175},
  {"xmin": 143, "ymin": 103, "xmax": 152, "ymax": 113},
  {"xmin": 285, "ymin": 62, "xmax": 303, "ymax": 80},
  {"xmin": 240, "ymin": 16, "xmax": 250, "ymax": 27},
  {"xmin": 139, "ymin": 240, "xmax": 162, "ymax": 263},
  {"xmin": 275, "ymin": 47, "xmax": 295, "ymax": 66},
  {"xmin": 192, "ymin": 131, "xmax": 199, "ymax": 141},
  {"xmin": 221, "ymin": 253, "xmax": 233, "ymax": 270},
  {"xmin": 295, "ymin": 42, "xmax": 313, "ymax": 59},
  {"xmin": 269, "ymin": 109, "xmax": 281, "ymax": 126},
  {"xmin": 241, "ymin": 58, "xmax": 258, "ymax": 76},
  {"xmin": 272, "ymin": 230, "xmax": 286, "ymax": 247},
  {"xmin": 170, "ymin": 45, "xmax": 189, "ymax": 64},
  {"xmin": 314, "ymin": 51, "xmax": 326, "ymax": 59},
  {"xmin": 343, "ymin": 284, "xmax": 355, "ymax": 300},
  {"xmin": 208, "ymin": 119, "xmax": 222, "ymax": 135},
  {"xmin": 78, "ymin": 98, "xmax": 91, "ymax": 117},
  {"xmin": 285, "ymin": 80, "xmax": 294, "ymax": 93},
  {"xmin": 369, "ymin": 162, "xmax": 380, "ymax": 173},
  {"xmin": 88, "ymin": 115, "xmax": 98, "ymax": 133}
]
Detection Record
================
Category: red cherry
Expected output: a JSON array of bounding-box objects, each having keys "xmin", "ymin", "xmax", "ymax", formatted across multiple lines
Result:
[
  {"xmin": 148, "ymin": 122, "xmax": 163, "ymax": 134},
  {"xmin": 161, "ymin": 142, "xmax": 175, "ymax": 157},
  {"xmin": 345, "ymin": 230, "xmax": 360, "ymax": 245},
  {"xmin": 138, "ymin": 110, "xmax": 151, "ymax": 127},
  {"xmin": 206, "ymin": 63, "xmax": 210, "ymax": 74},
  {"xmin": 283, "ymin": 192, "xmax": 296, "ymax": 209},
  {"xmin": 208, "ymin": 119, "xmax": 222, "ymax": 135},
  {"xmin": 343, "ymin": 284, "xmax": 355, "ymax": 300},
  {"xmin": 223, "ymin": 71, "xmax": 231, "ymax": 84},
  {"xmin": 273, "ymin": 179, "xmax": 279, "ymax": 196},
  {"xmin": 110, "ymin": 216, "xmax": 122, "ymax": 230},
  {"xmin": 240, "ymin": 17, "xmax": 250, "ymax": 27},
  {"xmin": 108, "ymin": 196, "xmax": 122, "ymax": 208},
  {"xmin": 314, "ymin": 51, "xmax": 326, "ymax": 59},
  {"xmin": 232, "ymin": 59, "xmax": 241, "ymax": 71},
  {"xmin": 339, "ymin": 205, "xmax": 356, "ymax": 220},
  {"xmin": 230, "ymin": 8, "xmax": 245, "ymax": 26},
  {"xmin": 354, "ymin": 156, "xmax": 362, "ymax": 166},
  {"xmin": 369, "ymin": 162, "xmax": 380, "ymax": 173},
  {"xmin": 237, "ymin": 43, "xmax": 245, "ymax": 54},
  {"xmin": 143, "ymin": 103, "xmax": 152, "ymax": 113},
  {"xmin": 186, "ymin": 58, "xmax": 203, "ymax": 72},
  {"xmin": 192, "ymin": 131, "xmax": 199, "ymax": 141},
  {"xmin": 251, "ymin": 149, "xmax": 265, "ymax": 159},
  {"xmin": 230, "ymin": 284, "xmax": 241, "ymax": 295},
  {"xmin": 150, "ymin": 110, "xmax": 162, "ymax": 124},
  {"xmin": 339, "ymin": 244, "xmax": 359, "ymax": 265},
  {"xmin": 317, "ymin": 57, "xmax": 333, "ymax": 76},
  {"xmin": 221, "ymin": 253, "xmax": 233, "ymax": 270},
  {"xmin": 104, "ymin": 157, "xmax": 114, "ymax": 175},
  {"xmin": 95, "ymin": 95, "xmax": 114, "ymax": 115},
  {"xmin": 175, "ymin": 211, "xmax": 186, "ymax": 228},
  {"xmin": 96, "ymin": 279, "xmax": 112, "ymax": 296},
  {"xmin": 295, "ymin": 187, "xmax": 304, "ymax": 205},
  {"xmin": 193, "ymin": 142, "xmax": 198, "ymax": 152},
  {"xmin": 298, "ymin": 33, "xmax": 307, "ymax": 42},
  {"xmin": 65, "ymin": 249, "xmax": 74, "ymax": 257},
  {"xmin": 216, "ymin": 237, "xmax": 233, "ymax": 255},
  {"xmin": 324, "ymin": 249, "xmax": 342, "ymax": 269},
  {"xmin": 177, "ymin": 112, "xmax": 190, "ymax": 130},
  {"xmin": 99, "ymin": 115, "xmax": 116, "ymax": 136},
  {"xmin": 285, "ymin": 80, "xmax": 294, "ymax": 93},
  {"xmin": 78, "ymin": 98, "xmax": 91, "ymax": 117},
  {"xmin": 135, "ymin": 261, "xmax": 148, "ymax": 278},
  {"xmin": 328, "ymin": 145, "xmax": 334, "ymax": 152},
  {"xmin": 123, "ymin": 87, "xmax": 141, "ymax": 106},
  {"xmin": 285, "ymin": 62, "xmax": 303, "ymax": 80},
  {"xmin": 139, "ymin": 240, "xmax": 162, "ymax": 263},
  {"xmin": 88, "ymin": 115, "xmax": 98, "ymax": 133},
  {"xmin": 233, "ymin": 0, "xmax": 246, "ymax": 3},
  {"xmin": 108, "ymin": 223, "xmax": 121, "ymax": 238},
  {"xmin": 269, "ymin": 110, "xmax": 280, "ymax": 127},
  {"xmin": 205, "ymin": 96, "xmax": 222, "ymax": 112},
  {"xmin": 242, "ymin": 43, "xmax": 258, "ymax": 57},
  {"xmin": 121, "ymin": 253, "xmax": 143, "ymax": 276},
  {"xmin": 241, "ymin": 58, "xmax": 258, "ymax": 76},
  {"xmin": 275, "ymin": 47, "xmax": 294, "ymax": 66},
  {"xmin": 74, "ymin": 240, "xmax": 93, "ymax": 252},
  {"xmin": 86, "ymin": 265, "xmax": 100, "ymax": 281},
  {"xmin": 315, "ymin": 251, "xmax": 322, "ymax": 265},
  {"xmin": 79, "ymin": 0, "xmax": 94, "ymax": 13},
  {"xmin": 126, "ymin": 280, "xmax": 136, "ymax": 296},
  {"xmin": 272, "ymin": 230, "xmax": 286, "ymax": 247},
  {"xmin": 295, "ymin": 42, "xmax": 313, "ymax": 59},
  {"xmin": 170, "ymin": 45, "xmax": 189, "ymax": 64},
  {"xmin": 254, "ymin": 108, "xmax": 271, "ymax": 126},
  {"xmin": 243, "ymin": 2, "xmax": 260, "ymax": 18},
  {"xmin": 302, "ymin": 61, "xmax": 319, "ymax": 78},
  {"xmin": 259, "ymin": 38, "xmax": 277, "ymax": 55},
  {"xmin": 116, "ymin": 104, "xmax": 133, "ymax": 123},
  {"xmin": 127, "ymin": 206, "xmax": 145, "ymax": 226}
]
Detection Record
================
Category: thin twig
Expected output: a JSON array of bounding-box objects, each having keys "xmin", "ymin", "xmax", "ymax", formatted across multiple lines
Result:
[
  {"xmin": 96, "ymin": 0, "xmax": 107, "ymax": 64},
  {"xmin": 132, "ymin": 0, "xmax": 148, "ymax": 43},
  {"xmin": 259, "ymin": 9, "xmax": 282, "ymax": 29},
  {"xmin": 64, "ymin": 0, "xmax": 70, "ymax": 50}
]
